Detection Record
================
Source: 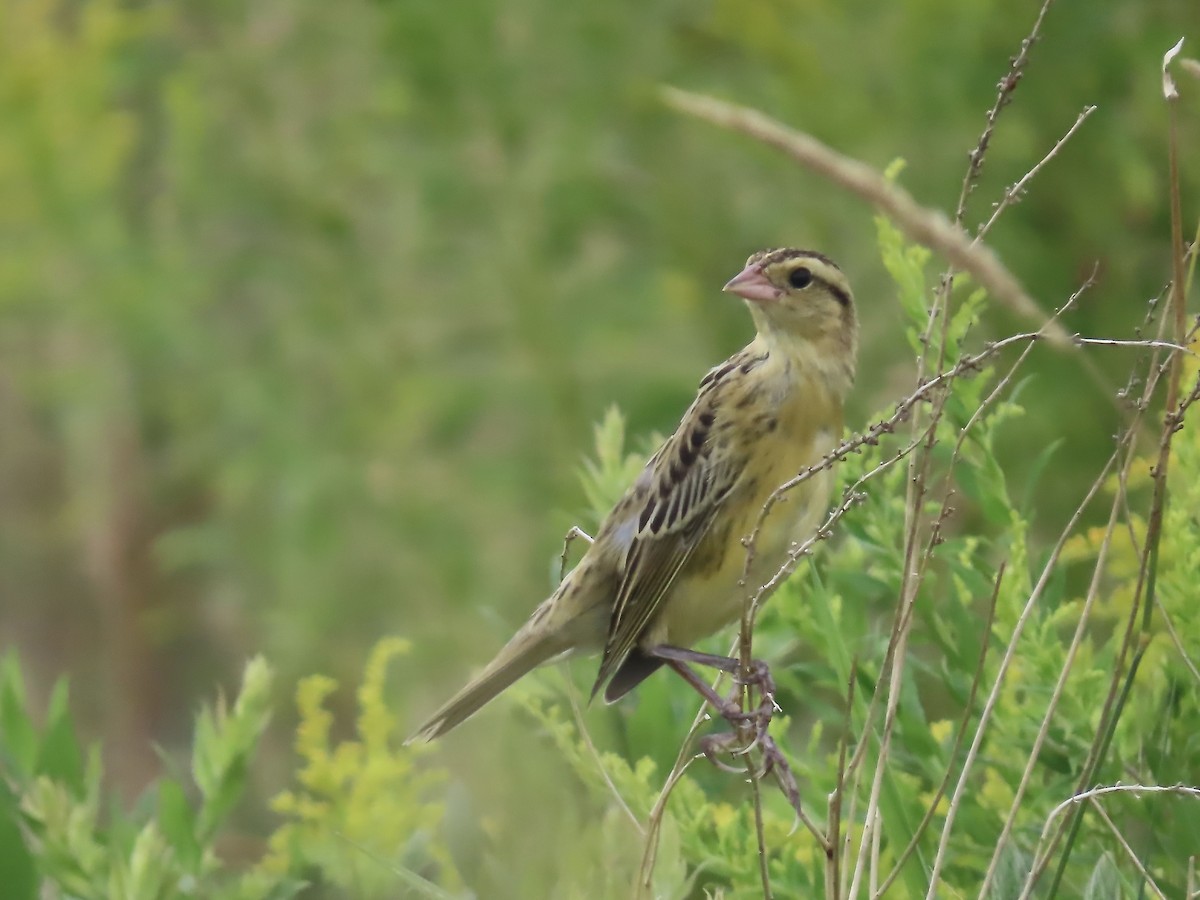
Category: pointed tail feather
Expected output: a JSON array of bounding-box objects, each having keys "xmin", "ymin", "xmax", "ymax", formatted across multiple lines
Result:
[
  {"xmin": 600, "ymin": 649, "xmax": 663, "ymax": 704},
  {"xmin": 404, "ymin": 626, "xmax": 562, "ymax": 744}
]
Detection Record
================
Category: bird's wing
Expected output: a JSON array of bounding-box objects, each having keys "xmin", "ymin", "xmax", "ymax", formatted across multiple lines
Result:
[{"xmin": 590, "ymin": 390, "xmax": 746, "ymax": 697}]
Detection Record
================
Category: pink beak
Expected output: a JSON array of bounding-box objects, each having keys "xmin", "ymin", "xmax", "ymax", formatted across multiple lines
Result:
[{"xmin": 722, "ymin": 264, "xmax": 781, "ymax": 303}]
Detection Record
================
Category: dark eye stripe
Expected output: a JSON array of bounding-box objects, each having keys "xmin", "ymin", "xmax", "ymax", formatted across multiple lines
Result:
[{"xmin": 813, "ymin": 274, "xmax": 852, "ymax": 307}]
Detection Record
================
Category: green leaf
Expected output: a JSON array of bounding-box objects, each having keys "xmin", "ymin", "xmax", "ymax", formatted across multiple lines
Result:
[
  {"xmin": 991, "ymin": 840, "xmax": 1031, "ymax": 900},
  {"xmin": 1083, "ymin": 851, "xmax": 1124, "ymax": 900},
  {"xmin": 35, "ymin": 680, "xmax": 85, "ymax": 792},
  {"xmin": 1020, "ymin": 438, "xmax": 1065, "ymax": 522},
  {"xmin": 876, "ymin": 214, "xmax": 932, "ymax": 330},
  {"xmin": 157, "ymin": 780, "xmax": 202, "ymax": 871},
  {"xmin": 0, "ymin": 782, "xmax": 37, "ymax": 900},
  {"xmin": 955, "ymin": 456, "xmax": 1012, "ymax": 526},
  {"xmin": 0, "ymin": 681, "xmax": 36, "ymax": 779}
]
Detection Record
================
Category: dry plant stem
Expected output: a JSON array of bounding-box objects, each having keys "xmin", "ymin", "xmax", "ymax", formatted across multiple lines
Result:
[
  {"xmin": 558, "ymin": 525, "xmax": 593, "ymax": 582},
  {"xmin": 923, "ymin": 449, "xmax": 1118, "ymax": 899},
  {"xmin": 742, "ymin": 329, "xmax": 1050, "ymax": 609},
  {"xmin": 852, "ymin": 291, "xmax": 1080, "ymax": 899},
  {"xmin": 977, "ymin": 448, "xmax": 1133, "ymax": 898},
  {"xmin": 729, "ymin": 331, "xmax": 1022, "ymax": 900},
  {"xmin": 934, "ymin": 0, "xmax": 1056, "ymax": 423},
  {"xmin": 661, "ymin": 86, "xmax": 1071, "ymax": 348},
  {"xmin": 1154, "ymin": 598, "xmax": 1200, "ymax": 685},
  {"xmin": 859, "ymin": 292, "xmax": 1046, "ymax": 897},
  {"xmin": 737, "ymin": 327, "xmax": 1064, "ymax": 894},
  {"xmin": 924, "ymin": 305, "xmax": 1060, "ymax": 553},
  {"xmin": 975, "ymin": 106, "xmax": 1096, "ymax": 240},
  {"xmin": 1074, "ymin": 337, "xmax": 1195, "ymax": 354},
  {"xmin": 1044, "ymin": 783, "xmax": 1200, "ymax": 825},
  {"xmin": 858, "ymin": 293, "xmax": 1081, "ymax": 898},
  {"xmin": 952, "ymin": 0, "xmax": 1056, "ymax": 223},
  {"xmin": 848, "ymin": 377, "xmax": 943, "ymax": 899},
  {"xmin": 658, "ymin": 648, "xmax": 828, "ymax": 846},
  {"xmin": 1166, "ymin": 44, "xmax": 1189, "ymax": 404},
  {"xmin": 1036, "ymin": 382, "xmax": 1200, "ymax": 896},
  {"xmin": 873, "ymin": 569, "xmax": 1001, "ymax": 899},
  {"xmin": 1038, "ymin": 57, "xmax": 1193, "ymax": 894},
  {"xmin": 554, "ymin": 525, "xmax": 645, "ymax": 832},
  {"xmin": 562, "ymin": 675, "xmax": 643, "ymax": 833},
  {"xmin": 637, "ymin": 638, "xmax": 739, "ymax": 893},
  {"xmin": 828, "ymin": 662, "xmax": 856, "ymax": 900},
  {"xmin": 869, "ymin": 807, "xmax": 882, "ymax": 895},
  {"xmin": 718, "ymin": 354, "xmax": 1053, "ymax": 883},
  {"xmin": 636, "ymin": 739, "xmax": 703, "ymax": 895},
  {"xmin": 1090, "ymin": 801, "xmax": 1168, "ymax": 899},
  {"xmin": 1031, "ymin": 373, "xmax": 1200, "ymax": 895},
  {"xmin": 746, "ymin": 752, "xmax": 773, "ymax": 900}
]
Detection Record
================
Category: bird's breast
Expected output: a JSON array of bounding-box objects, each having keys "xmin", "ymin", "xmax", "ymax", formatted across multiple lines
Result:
[
  {"xmin": 740, "ymin": 421, "xmax": 838, "ymax": 579},
  {"xmin": 649, "ymin": 404, "xmax": 840, "ymax": 650}
]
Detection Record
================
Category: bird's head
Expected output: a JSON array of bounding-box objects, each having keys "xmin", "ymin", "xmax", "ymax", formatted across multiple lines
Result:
[{"xmin": 724, "ymin": 248, "xmax": 858, "ymax": 384}]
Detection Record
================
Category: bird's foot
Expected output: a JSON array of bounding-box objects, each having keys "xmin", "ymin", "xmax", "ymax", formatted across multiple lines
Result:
[{"xmin": 648, "ymin": 644, "xmax": 806, "ymax": 821}]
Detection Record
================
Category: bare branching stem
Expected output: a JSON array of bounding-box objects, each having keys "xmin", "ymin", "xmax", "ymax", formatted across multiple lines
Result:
[
  {"xmin": 626, "ymin": 26, "xmax": 1196, "ymax": 900},
  {"xmin": 954, "ymin": 0, "xmax": 1057, "ymax": 223},
  {"xmin": 1036, "ymin": 44, "xmax": 1194, "ymax": 895},
  {"xmin": 975, "ymin": 105, "xmax": 1097, "ymax": 240},
  {"xmin": 661, "ymin": 86, "xmax": 1071, "ymax": 348}
]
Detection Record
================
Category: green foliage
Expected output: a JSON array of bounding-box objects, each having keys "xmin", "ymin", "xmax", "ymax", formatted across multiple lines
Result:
[
  {"xmin": 486, "ymin": 224, "xmax": 1200, "ymax": 897},
  {"xmin": 578, "ymin": 406, "xmax": 662, "ymax": 533},
  {"xmin": 1, "ymin": 656, "xmax": 301, "ymax": 899},
  {"xmin": 2, "ymin": 219, "xmax": 1198, "ymax": 896},
  {"xmin": 1, "ymin": 0, "xmax": 1199, "ymax": 894},
  {"xmin": 260, "ymin": 638, "xmax": 458, "ymax": 898},
  {"xmin": 2, "ymin": 645, "xmax": 461, "ymax": 899}
]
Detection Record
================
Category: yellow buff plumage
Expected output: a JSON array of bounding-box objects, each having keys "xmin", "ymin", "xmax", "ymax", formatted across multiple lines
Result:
[{"xmin": 408, "ymin": 248, "xmax": 858, "ymax": 743}]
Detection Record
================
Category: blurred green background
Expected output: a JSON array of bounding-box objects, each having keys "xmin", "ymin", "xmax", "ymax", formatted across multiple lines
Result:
[{"xmin": 0, "ymin": 0, "xmax": 1197, "ymax": 884}]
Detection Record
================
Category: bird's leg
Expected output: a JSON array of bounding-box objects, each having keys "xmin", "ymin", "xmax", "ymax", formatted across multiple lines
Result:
[
  {"xmin": 650, "ymin": 644, "xmax": 808, "ymax": 824},
  {"xmin": 647, "ymin": 645, "xmax": 778, "ymax": 734},
  {"xmin": 557, "ymin": 525, "xmax": 594, "ymax": 584},
  {"xmin": 653, "ymin": 653, "xmax": 749, "ymax": 723}
]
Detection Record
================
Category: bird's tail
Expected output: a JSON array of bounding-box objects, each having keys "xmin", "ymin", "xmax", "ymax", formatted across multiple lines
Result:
[{"xmin": 404, "ymin": 615, "xmax": 564, "ymax": 744}]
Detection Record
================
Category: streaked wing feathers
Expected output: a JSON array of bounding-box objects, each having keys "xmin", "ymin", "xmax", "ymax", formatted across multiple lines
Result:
[{"xmin": 590, "ymin": 397, "xmax": 741, "ymax": 696}]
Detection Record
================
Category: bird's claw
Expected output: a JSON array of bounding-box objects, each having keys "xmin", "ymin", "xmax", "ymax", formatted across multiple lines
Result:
[{"xmin": 699, "ymin": 733, "xmax": 750, "ymax": 772}]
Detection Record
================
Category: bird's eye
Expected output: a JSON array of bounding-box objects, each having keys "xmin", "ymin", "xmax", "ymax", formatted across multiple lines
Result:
[{"xmin": 788, "ymin": 267, "xmax": 813, "ymax": 289}]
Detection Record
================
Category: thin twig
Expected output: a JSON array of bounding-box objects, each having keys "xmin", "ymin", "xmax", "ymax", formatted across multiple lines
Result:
[
  {"xmin": 558, "ymin": 525, "xmax": 593, "ymax": 582},
  {"xmin": 1073, "ymin": 336, "xmax": 1196, "ymax": 355},
  {"xmin": 636, "ymin": 742, "xmax": 704, "ymax": 895},
  {"xmin": 1045, "ymin": 782, "xmax": 1200, "ymax": 825},
  {"xmin": 828, "ymin": 660, "xmax": 857, "ymax": 900},
  {"xmin": 661, "ymin": 86, "xmax": 1072, "ymax": 348},
  {"xmin": 862, "ymin": 262, "xmax": 1047, "ymax": 896},
  {"xmin": 1090, "ymin": 801, "xmax": 1168, "ymax": 900},
  {"xmin": 953, "ymin": 0, "xmax": 1057, "ymax": 223},
  {"xmin": 746, "ymin": 752, "xmax": 773, "ymax": 899},
  {"xmin": 873, "ymin": 569, "xmax": 1001, "ymax": 898},
  {"xmin": 1037, "ymin": 48, "xmax": 1194, "ymax": 891},
  {"xmin": 979, "ymin": 447, "xmax": 1131, "ymax": 898},
  {"xmin": 1154, "ymin": 599, "xmax": 1200, "ymax": 686},
  {"xmin": 1017, "ymin": 249, "xmax": 1187, "ymax": 899},
  {"xmin": 1031, "ymin": 373, "xmax": 1200, "ymax": 896},
  {"xmin": 926, "ymin": 450, "xmax": 1119, "ymax": 898},
  {"xmin": 742, "ymin": 329, "xmax": 1048, "ymax": 605},
  {"xmin": 975, "ymin": 106, "xmax": 1096, "ymax": 240},
  {"xmin": 562, "ymin": 674, "xmax": 643, "ymax": 834}
]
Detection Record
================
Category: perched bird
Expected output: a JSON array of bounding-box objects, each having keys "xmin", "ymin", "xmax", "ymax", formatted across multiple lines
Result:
[{"xmin": 407, "ymin": 248, "xmax": 858, "ymax": 743}]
